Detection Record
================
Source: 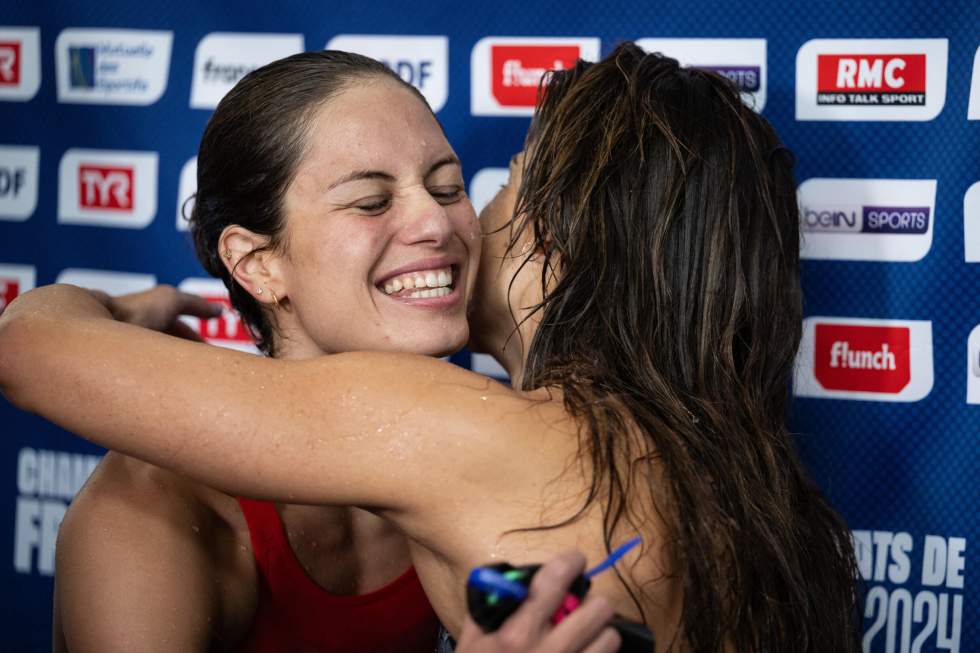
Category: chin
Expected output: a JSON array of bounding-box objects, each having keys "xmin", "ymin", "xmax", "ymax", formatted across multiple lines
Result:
[{"xmin": 412, "ymin": 328, "xmax": 469, "ymax": 359}]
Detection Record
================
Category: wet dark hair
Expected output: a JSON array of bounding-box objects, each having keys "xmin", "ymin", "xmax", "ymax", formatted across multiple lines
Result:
[
  {"xmin": 187, "ymin": 50, "xmax": 431, "ymax": 356},
  {"xmin": 511, "ymin": 43, "xmax": 861, "ymax": 651}
]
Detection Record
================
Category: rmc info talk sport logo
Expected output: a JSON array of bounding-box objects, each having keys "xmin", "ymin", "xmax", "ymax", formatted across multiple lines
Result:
[
  {"xmin": 794, "ymin": 318, "xmax": 933, "ymax": 402},
  {"xmin": 470, "ymin": 37, "xmax": 599, "ymax": 116},
  {"xmin": 796, "ymin": 39, "xmax": 947, "ymax": 121},
  {"xmin": 798, "ymin": 178, "xmax": 936, "ymax": 262}
]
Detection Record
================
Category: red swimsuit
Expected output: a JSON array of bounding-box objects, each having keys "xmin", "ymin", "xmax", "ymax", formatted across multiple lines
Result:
[{"xmin": 234, "ymin": 498, "xmax": 440, "ymax": 652}]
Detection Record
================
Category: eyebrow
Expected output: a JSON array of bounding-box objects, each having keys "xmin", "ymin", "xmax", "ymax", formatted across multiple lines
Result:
[{"xmin": 325, "ymin": 155, "xmax": 461, "ymax": 192}]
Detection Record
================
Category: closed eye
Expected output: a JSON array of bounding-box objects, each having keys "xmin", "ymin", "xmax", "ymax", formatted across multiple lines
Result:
[{"xmin": 429, "ymin": 186, "xmax": 463, "ymax": 205}]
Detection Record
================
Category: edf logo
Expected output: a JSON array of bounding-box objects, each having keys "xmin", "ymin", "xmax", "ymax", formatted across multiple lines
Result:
[
  {"xmin": 382, "ymin": 58, "xmax": 431, "ymax": 87},
  {"xmin": 0, "ymin": 41, "xmax": 20, "ymax": 85},
  {"xmin": 79, "ymin": 165, "xmax": 133, "ymax": 211},
  {"xmin": 0, "ymin": 166, "xmax": 25, "ymax": 198}
]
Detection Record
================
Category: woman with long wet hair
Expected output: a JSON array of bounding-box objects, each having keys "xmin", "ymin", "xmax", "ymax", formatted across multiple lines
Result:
[{"xmin": 1, "ymin": 43, "xmax": 861, "ymax": 651}]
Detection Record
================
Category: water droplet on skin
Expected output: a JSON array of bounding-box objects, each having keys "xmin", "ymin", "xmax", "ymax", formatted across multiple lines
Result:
[{"xmin": 191, "ymin": 525, "xmax": 200, "ymax": 533}]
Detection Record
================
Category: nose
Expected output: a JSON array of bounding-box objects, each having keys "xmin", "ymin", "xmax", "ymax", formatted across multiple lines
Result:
[{"xmin": 397, "ymin": 188, "xmax": 454, "ymax": 248}]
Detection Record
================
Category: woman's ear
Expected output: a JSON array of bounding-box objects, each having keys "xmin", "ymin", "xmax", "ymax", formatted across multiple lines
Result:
[{"xmin": 218, "ymin": 225, "xmax": 286, "ymax": 305}]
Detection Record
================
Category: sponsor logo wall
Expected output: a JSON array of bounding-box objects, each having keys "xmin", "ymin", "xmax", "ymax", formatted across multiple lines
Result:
[{"xmin": 0, "ymin": 3, "xmax": 977, "ymax": 650}]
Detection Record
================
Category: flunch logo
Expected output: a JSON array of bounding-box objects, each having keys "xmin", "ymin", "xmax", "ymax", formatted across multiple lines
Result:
[
  {"xmin": 0, "ymin": 144, "xmax": 40, "ymax": 221},
  {"xmin": 0, "ymin": 27, "xmax": 40, "ymax": 101},
  {"xmin": 190, "ymin": 33, "xmax": 303, "ymax": 109},
  {"xmin": 55, "ymin": 28, "xmax": 172, "ymax": 105},
  {"xmin": 326, "ymin": 35, "xmax": 449, "ymax": 112},
  {"xmin": 0, "ymin": 263, "xmax": 35, "ymax": 314},
  {"xmin": 491, "ymin": 45, "xmax": 578, "ymax": 107},
  {"xmin": 797, "ymin": 178, "xmax": 936, "ymax": 261},
  {"xmin": 178, "ymin": 278, "xmax": 258, "ymax": 353},
  {"xmin": 816, "ymin": 54, "xmax": 925, "ymax": 105},
  {"xmin": 815, "ymin": 324, "xmax": 910, "ymax": 393},
  {"xmin": 79, "ymin": 164, "xmax": 133, "ymax": 211},
  {"xmin": 471, "ymin": 37, "xmax": 599, "ymax": 116},
  {"xmin": 794, "ymin": 318, "xmax": 932, "ymax": 402},
  {"xmin": 635, "ymin": 38, "xmax": 767, "ymax": 111},
  {"xmin": 796, "ymin": 39, "xmax": 947, "ymax": 121},
  {"xmin": 58, "ymin": 149, "xmax": 158, "ymax": 228}
]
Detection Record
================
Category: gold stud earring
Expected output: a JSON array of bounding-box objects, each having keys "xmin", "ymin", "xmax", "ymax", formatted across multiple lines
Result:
[
  {"xmin": 223, "ymin": 249, "xmax": 232, "ymax": 259},
  {"xmin": 256, "ymin": 287, "xmax": 263, "ymax": 295}
]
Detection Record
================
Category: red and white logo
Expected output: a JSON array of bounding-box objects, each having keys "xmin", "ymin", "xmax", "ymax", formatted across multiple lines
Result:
[
  {"xmin": 55, "ymin": 268, "xmax": 156, "ymax": 296},
  {"xmin": 0, "ymin": 27, "xmax": 40, "ymax": 101},
  {"xmin": 796, "ymin": 39, "xmax": 947, "ymax": 121},
  {"xmin": 58, "ymin": 149, "xmax": 157, "ymax": 228},
  {"xmin": 0, "ymin": 263, "xmax": 35, "ymax": 314},
  {"xmin": 79, "ymin": 165, "xmax": 133, "ymax": 211},
  {"xmin": 177, "ymin": 278, "xmax": 258, "ymax": 353},
  {"xmin": 795, "ymin": 317, "xmax": 932, "ymax": 402},
  {"xmin": 471, "ymin": 37, "xmax": 599, "ymax": 116}
]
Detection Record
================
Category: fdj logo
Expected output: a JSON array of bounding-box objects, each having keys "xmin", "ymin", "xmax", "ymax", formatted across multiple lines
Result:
[
  {"xmin": 381, "ymin": 58, "xmax": 432, "ymax": 87},
  {"xmin": 0, "ymin": 41, "xmax": 21, "ymax": 85},
  {"xmin": 199, "ymin": 296, "xmax": 252, "ymax": 343},
  {"xmin": 817, "ymin": 54, "xmax": 926, "ymax": 105},
  {"xmin": 78, "ymin": 165, "xmax": 133, "ymax": 211},
  {"xmin": 815, "ymin": 324, "xmax": 911, "ymax": 393},
  {"xmin": 491, "ymin": 45, "xmax": 580, "ymax": 107},
  {"xmin": 68, "ymin": 46, "xmax": 96, "ymax": 89},
  {"xmin": 0, "ymin": 278, "xmax": 19, "ymax": 312}
]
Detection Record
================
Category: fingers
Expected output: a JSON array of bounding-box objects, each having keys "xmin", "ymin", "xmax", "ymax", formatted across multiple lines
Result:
[
  {"xmin": 542, "ymin": 595, "xmax": 616, "ymax": 653},
  {"xmin": 165, "ymin": 320, "xmax": 205, "ymax": 342},
  {"xmin": 170, "ymin": 289, "xmax": 223, "ymax": 319},
  {"xmin": 580, "ymin": 626, "xmax": 622, "ymax": 653},
  {"xmin": 517, "ymin": 550, "xmax": 588, "ymax": 629}
]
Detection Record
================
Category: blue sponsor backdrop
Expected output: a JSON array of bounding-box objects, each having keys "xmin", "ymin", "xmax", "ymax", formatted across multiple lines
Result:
[{"xmin": 1, "ymin": 1, "xmax": 978, "ymax": 651}]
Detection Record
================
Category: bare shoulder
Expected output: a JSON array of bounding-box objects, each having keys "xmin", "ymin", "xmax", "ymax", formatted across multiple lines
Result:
[{"xmin": 56, "ymin": 452, "xmax": 257, "ymax": 652}]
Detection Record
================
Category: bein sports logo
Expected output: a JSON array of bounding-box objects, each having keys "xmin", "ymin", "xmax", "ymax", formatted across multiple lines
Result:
[
  {"xmin": 798, "ymin": 178, "xmax": 936, "ymax": 261},
  {"xmin": 0, "ymin": 263, "xmax": 35, "ymax": 314},
  {"xmin": 58, "ymin": 149, "xmax": 158, "ymax": 228},
  {"xmin": 177, "ymin": 278, "xmax": 258, "ymax": 353},
  {"xmin": 635, "ymin": 39, "xmax": 767, "ymax": 111},
  {"xmin": 794, "ymin": 318, "xmax": 933, "ymax": 402},
  {"xmin": 796, "ymin": 39, "xmax": 947, "ymax": 121},
  {"xmin": 55, "ymin": 28, "xmax": 172, "ymax": 105},
  {"xmin": 817, "ymin": 54, "xmax": 925, "ymax": 106},
  {"xmin": 471, "ymin": 37, "xmax": 599, "ymax": 116},
  {"xmin": 0, "ymin": 27, "xmax": 40, "ymax": 101}
]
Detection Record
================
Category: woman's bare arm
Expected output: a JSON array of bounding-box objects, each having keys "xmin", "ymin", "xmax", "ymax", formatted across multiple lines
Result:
[{"xmin": 0, "ymin": 285, "xmax": 539, "ymax": 516}]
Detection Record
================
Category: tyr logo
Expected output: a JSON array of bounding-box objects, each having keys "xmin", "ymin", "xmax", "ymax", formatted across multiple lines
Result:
[{"xmin": 78, "ymin": 165, "xmax": 134, "ymax": 211}]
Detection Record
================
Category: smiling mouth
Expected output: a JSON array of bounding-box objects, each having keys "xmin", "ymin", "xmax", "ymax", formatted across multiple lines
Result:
[{"xmin": 378, "ymin": 265, "xmax": 456, "ymax": 299}]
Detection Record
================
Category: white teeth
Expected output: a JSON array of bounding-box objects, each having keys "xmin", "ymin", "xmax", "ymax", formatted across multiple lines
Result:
[
  {"xmin": 407, "ymin": 286, "xmax": 450, "ymax": 299},
  {"xmin": 380, "ymin": 266, "xmax": 454, "ymax": 295}
]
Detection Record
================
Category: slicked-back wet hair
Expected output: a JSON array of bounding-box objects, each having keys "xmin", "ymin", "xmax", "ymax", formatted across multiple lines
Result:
[
  {"xmin": 188, "ymin": 50, "xmax": 430, "ymax": 355},
  {"xmin": 510, "ymin": 42, "xmax": 861, "ymax": 652}
]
